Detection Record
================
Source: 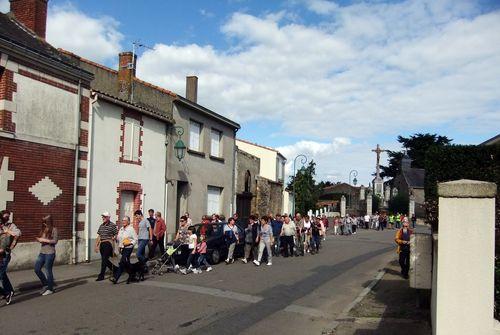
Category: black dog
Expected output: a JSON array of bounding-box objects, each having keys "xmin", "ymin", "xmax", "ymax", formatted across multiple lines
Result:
[{"xmin": 125, "ymin": 261, "xmax": 147, "ymax": 284}]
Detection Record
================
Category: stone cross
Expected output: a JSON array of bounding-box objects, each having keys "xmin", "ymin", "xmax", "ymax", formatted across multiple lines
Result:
[{"xmin": 371, "ymin": 144, "xmax": 388, "ymax": 180}]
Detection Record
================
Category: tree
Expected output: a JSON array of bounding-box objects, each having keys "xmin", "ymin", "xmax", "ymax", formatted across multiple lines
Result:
[
  {"xmin": 380, "ymin": 133, "xmax": 452, "ymax": 181},
  {"xmin": 389, "ymin": 193, "xmax": 409, "ymax": 214},
  {"xmin": 380, "ymin": 151, "xmax": 404, "ymax": 179},
  {"xmin": 287, "ymin": 161, "xmax": 320, "ymax": 215},
  {"xmin": 398, "ymin": 133, "xmax": 452, "ymax": 168}
]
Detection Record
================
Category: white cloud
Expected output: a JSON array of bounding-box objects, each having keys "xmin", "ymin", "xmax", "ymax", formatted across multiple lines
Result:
[
  {"xmin": 0, "ymin": 0, "xmax": 8, "ymax": 13},
  {"xmin": 304, "ymin": 0, "xmax": 338, "ymax": 15},
  {"xmin": 46, "ymin": 4, "xmax": 123, "ymax": 63},
  {"xmin": 136, "ymin": 0, "xmax": 500, "ymax": 141}
]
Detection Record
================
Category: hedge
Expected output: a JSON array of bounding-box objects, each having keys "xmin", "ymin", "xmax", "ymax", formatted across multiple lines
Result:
[{"xmin": 424, "ymin": 144, "xmax": 500, "ymax": 231}]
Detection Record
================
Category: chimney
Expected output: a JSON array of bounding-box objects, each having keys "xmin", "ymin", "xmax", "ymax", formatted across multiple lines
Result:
[
  {"xmin": 10, "ymin": 0, "xmax": 48, "ymax": 39},
  {"xmin": 118, "ymin": 51, "xmax": 136, "ymax": 100},
  {"xmin": 186, "ymin": 76, "xmax": 198, "ymax": 103}
]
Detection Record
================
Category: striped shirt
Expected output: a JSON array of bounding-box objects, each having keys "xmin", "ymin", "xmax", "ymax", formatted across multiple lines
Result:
[{"xmin": 97, "ymin": 222, "xmax": 117, "ymax": 240}]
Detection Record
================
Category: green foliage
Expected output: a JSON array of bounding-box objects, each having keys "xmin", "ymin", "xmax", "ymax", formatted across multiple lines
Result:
[
  {"xmin": 398, "ymin": 133, "xmax": 452, "ymax": 168},
  {"xmin": 380, "ymin": 133, "xmax": 452, "ymax": 180},
  {"xmin": 424, "ymin": 144, "xmax": 500, "ymax": 230},
  {"xmin": 380, "ymin": 151, "xmax": 404, "ymax": 179},
  {"xmin": 287, "ymin": 161, "xmax": 320, "ymax": 215},
  {"xmin": 389, "ymin": 193, "xmax": 409, "ymax": 214}
]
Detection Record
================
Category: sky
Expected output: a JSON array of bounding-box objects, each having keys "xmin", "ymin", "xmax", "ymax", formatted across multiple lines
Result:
[{"xmin": 2, "ymin": 0, "xmax": 499, "ymax": 185}]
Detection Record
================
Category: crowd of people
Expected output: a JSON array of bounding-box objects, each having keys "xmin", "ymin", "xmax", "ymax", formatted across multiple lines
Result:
[{"xmin": 0, "ymin": 207, "xmax": 416, "ymax": 305}]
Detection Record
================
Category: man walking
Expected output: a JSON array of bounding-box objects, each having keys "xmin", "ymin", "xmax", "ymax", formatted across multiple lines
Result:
[
  {"xmin": 0, "ymin": 210, "xmax": 21, "ymax": 305},
  {"xmin": 395, "ymin": 219, "xmax": 413, "ymax": 279},
  {"xmin": 135, "ymin": 210, "xmax": 152, "ymax": 264},
  {"xmin": 95, "ymin": 212, "xmax": 117, "ymax": 281},
  {"xmin": 280, "ymin": 216, "xmax": 296, "ymax": 257}
]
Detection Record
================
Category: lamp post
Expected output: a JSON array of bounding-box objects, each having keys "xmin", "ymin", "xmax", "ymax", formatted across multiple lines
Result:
[
  {"xmin": 292, "ymin": 154, "xmax": 308, "ymax": 217},
  {"xmin": 348, "ymin": 169, "xmax": 358, "ymax": 210},
  {"xmin": 172, "ymin": 126, "xmax": 186, "ymax": 161}
]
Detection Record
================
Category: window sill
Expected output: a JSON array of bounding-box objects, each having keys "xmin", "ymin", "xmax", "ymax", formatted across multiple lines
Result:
[
  {"xmin": 187, "ymin": 149, "xmax": 206, "ymax": 158},
  {"xmin": 119, "ymin": 157, "xmax": 142, "ymax": 166},
  {"xmin": 209, "ymin": 155, "xmax": 225, "ymax": 163}
]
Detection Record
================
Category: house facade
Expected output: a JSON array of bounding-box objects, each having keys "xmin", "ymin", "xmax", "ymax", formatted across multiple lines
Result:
[
  {"xmin": 0, "ymin": 0, "xmax": 93, "ymax": 268},
  {"xmin": 63, "ymin": 50, "xmax": 177, "ymax": 260},
  {"xmin": 235, "ymin": 139, "xmax": 287, "ymax": 216},
  {"xmin": 165, "ymin": 77, "xmax": 240, "ymax": 235}
]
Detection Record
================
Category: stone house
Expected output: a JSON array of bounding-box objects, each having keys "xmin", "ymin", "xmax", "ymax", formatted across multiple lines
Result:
[
  {"xmin": 318, "ymin": 183, "xmax": 364, "ymax": 216},
  {"xmin": 0, "ymin": 0, "xmax": 93, "ymax": 268},
  {"xmin": 235, "ymin": 139, "xmax": 287, "ymax": 217},
  {"xmin": 391, "ymin": 156, "xmax": 425, "ymax": 217},
  {"xmin": 235, "ymin": 148, "xmax": 260, "ymax": 224}
]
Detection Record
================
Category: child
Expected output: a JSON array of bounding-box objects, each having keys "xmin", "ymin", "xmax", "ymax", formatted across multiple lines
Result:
[
  {"xmin": 185, "ymin": 227, "xmax": 198, "ymax": 272},
  {"xmin": 196, "ymin": 235, "xmax": 212, "ymax": 272}
]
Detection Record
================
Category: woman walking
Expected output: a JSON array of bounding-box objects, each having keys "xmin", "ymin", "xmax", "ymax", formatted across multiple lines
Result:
[
  {"xmin": 34, "ymin": 215, "xmax": 58, "ymax": 296},
  {"xmin": 253, "ymin": 216, "xmax": 273, "ymax": 266}
]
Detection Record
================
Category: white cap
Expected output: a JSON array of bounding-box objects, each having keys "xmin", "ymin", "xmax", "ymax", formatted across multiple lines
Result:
[{"xmin": 101, "ymin": 212, "xmax": 110, "ymax": 217}]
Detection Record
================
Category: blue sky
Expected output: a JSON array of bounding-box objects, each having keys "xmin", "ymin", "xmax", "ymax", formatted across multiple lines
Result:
[{"xmin": 2, "ymin": 0, "xmax": 499, "ymax": 185}]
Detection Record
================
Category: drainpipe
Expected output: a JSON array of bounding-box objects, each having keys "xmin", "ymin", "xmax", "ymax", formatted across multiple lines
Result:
[
  {"xmin": 84, "ymin": 92, "xmax": 97, "ymax": 262},
  {"xmin": 72, "ymin": 80, "xmax": 82, "ymax": 264},
  {"xmin": 231, "ymin": 128, "xmax": 239, "ymax": 216}
]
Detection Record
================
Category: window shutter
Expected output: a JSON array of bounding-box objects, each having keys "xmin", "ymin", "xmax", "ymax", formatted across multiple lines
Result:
[
  {"xmin": 123, "ymin": 120, "xmax": 132, "ymax": 160},
  {"xmin": 132, "ymin": 121, "xmax": 141, "ymax": 161},
  {"xmin": 207, "ymin": 186, "xmax": 221, "ymax": 214},
  {"xmin": 190, "ymin": 122, "xmax": 200, "ymax": 150},
  {"xmin": 211, "ymin": 130, "xmax": 220, "ymax": 157}
]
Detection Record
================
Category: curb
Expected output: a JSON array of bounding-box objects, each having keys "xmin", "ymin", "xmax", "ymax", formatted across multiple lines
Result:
[{"xmin": 324, "ymin": 269, "xmax": 386, "ymax": 334}]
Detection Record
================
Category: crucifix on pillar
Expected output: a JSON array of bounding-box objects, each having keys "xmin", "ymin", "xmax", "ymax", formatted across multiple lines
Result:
[
  {"xmin": 372, "ymin": 144, "xmax": 387, "ymax": 180},
  {"xmin": 371, "ymin": 144, "xmax": 387, "ymax": 197}
]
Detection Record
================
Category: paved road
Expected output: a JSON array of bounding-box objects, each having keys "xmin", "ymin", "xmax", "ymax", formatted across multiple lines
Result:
[{"xmin": 1, "ymin": 229, "xmax": 396, "ymax": 335}]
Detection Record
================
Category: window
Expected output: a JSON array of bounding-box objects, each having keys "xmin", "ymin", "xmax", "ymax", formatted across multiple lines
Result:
[
  {"xmin": 210, "ymin": 129, "xmax": 222, "ymax": 157},
  {"xmin": 189, "ymin": 120, "xmax": 202, "ymax": 151},
  {"xmin": 276, "ymin": 156, "xmax": 285, "ymax": 182},
  {"xmin": 207, "ymin": 186, "xmax": 222, "ymax": 215},
  {"xmin": 123, "ymin": 117, "xmax": 141, "ymax": 162}
]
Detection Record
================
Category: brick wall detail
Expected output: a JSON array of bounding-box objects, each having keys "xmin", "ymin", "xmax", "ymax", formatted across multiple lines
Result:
[
  {"xmin": 0, "ymin": 137, "xmax": 76, "ymax": 241},
  {"xmin": 0, "ymin": 69, "xmax": 17, "ymax": 132}
]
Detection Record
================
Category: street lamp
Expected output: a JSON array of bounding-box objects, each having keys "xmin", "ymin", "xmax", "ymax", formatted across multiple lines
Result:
[
  {"xmin": 348, "ymin": 169, "xmax": 358, "ymax": 210},
  {"xmin": 292, "ymin": 154, "xmax": 308, "ymax": 217},
  {"xmin": 172, "ymin": 126, "xmax": 186, "ymax": 161}
]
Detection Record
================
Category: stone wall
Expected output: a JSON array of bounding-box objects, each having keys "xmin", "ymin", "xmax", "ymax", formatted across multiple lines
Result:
[
  {"xmin": 255, "ymin": 176, "xmax": 283, "ymax": 216},
  {"xmin": 236, "ymin": 149, "xmax": 260, "ymax": 195}
]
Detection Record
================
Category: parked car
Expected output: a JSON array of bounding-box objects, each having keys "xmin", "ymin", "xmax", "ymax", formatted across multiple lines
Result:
[{"xmin": 172, "ymin": 222, "xmax": 245, "ymax": 265}]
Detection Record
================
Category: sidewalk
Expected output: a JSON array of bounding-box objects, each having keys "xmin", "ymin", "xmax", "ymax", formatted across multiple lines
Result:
[
  {"xmin": 332, "ymin": 260, "xmax": 431, "ymax": 335},
  {"xmin": 10, "ymin": 261, "xmax": 101, "ymax": 293}
]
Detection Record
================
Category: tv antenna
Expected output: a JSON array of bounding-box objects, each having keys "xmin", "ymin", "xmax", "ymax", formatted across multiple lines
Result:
[{"xmin": 130, "ymin": 40, "xmax": 154, "ymax": 101}]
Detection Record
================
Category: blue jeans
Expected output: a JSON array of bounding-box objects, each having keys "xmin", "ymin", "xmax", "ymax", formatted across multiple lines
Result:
[
  {"xmin": 34, "ymin": 253, "xmax": 56, "ymax": 291},
  {"xmin": 197, "ymin": 254, "xmax": 210, "ymax": 268},
  {"xmin": 137, "ymin": 239, "xmax": 149, "ymax": 264},
  {"xmin": 0, "ymin": 253, "xmax": 13, "ymax": 295}
]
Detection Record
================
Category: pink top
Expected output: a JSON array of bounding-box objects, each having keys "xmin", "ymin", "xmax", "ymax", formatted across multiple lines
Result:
[{"xmin": 197, "ymin": 241, "xmax": 207, "ymax": 254}]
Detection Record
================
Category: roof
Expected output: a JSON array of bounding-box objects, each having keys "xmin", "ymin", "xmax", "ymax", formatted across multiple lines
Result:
[
  {"xmin": 0, "ymin": 13, "xmax": 92, "ymax": 81},
  {"xmin": 175, "ymin": 96, "xmax": 240, "ymax": 130},
  {"xmin": 93, "ymin": 90, "xmax": 174, "ymax": 123},
  {"xmin": 236, "ymin": 138, "xmax": 286, "ymax": 160},
  {"xmin": 480, "ymin": 134, "xmax": 500, "ymax": 146},
  {"xmin": 402, "ymin": 168, "xmax": 425, "ymax": 188}
]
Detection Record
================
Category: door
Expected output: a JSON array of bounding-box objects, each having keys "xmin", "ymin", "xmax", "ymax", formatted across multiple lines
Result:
[
  {"xmin": 236, "ymin": 193, "xmax": 252, "ymax": 227},
  {"xmin": 120, "ymin": 190, "xmax": 136, "ymax": 226}
]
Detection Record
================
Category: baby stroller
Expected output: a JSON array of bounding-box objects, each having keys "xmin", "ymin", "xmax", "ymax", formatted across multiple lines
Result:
[{"xmin": 151, "ymin": 243, "xmax": 181, "ymax": 276}]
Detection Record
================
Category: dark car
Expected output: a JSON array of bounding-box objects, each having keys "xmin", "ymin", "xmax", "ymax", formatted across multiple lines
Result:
[{"xmin": 172, "ymin": 222, "xmax": 245, "ymax": 265}]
